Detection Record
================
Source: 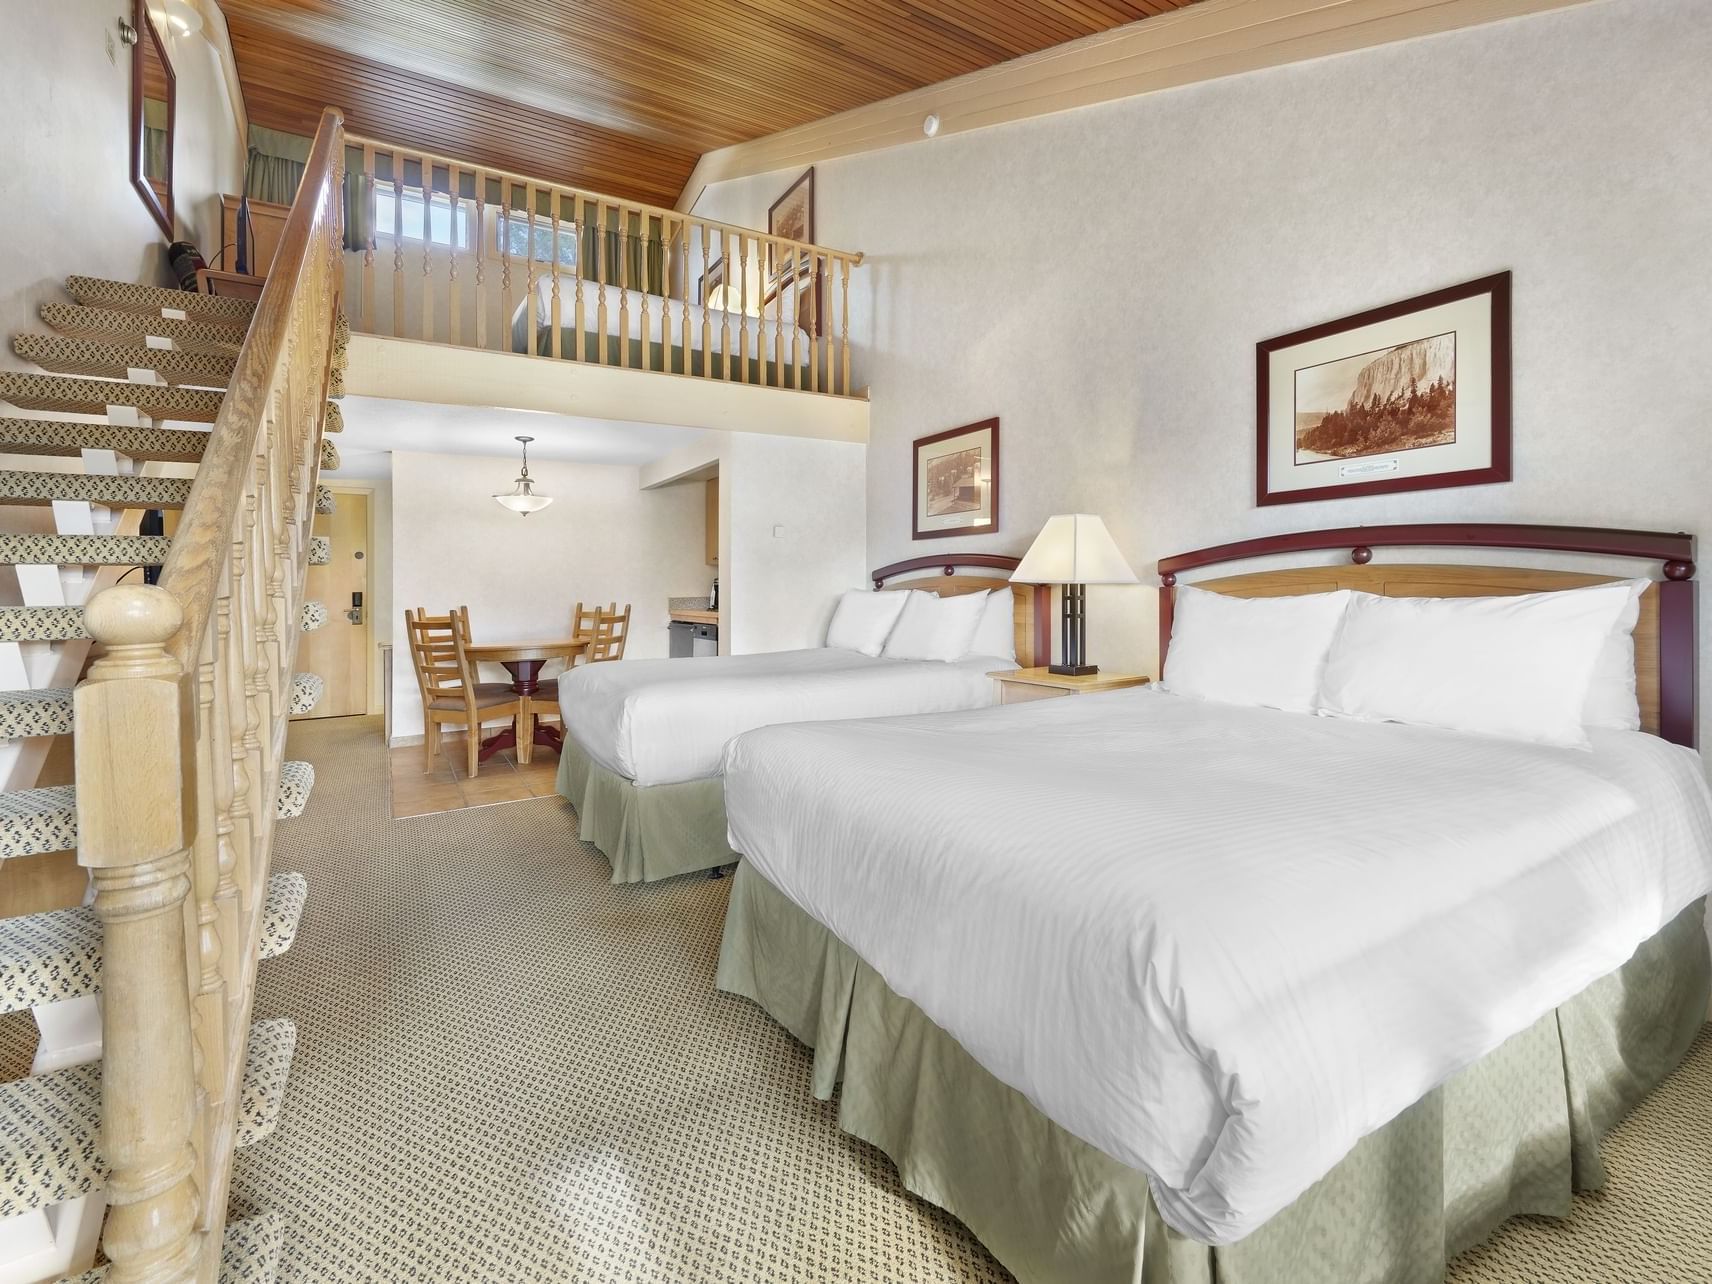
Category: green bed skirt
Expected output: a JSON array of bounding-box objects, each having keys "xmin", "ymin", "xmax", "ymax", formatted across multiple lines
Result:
[
  {"xmin": 555, "ymin": 736, "xmax": 735, "ymax": 883},
  {"xmin": 717, "ymin": 863, "xmax": 1709, "ymax": 1284}
]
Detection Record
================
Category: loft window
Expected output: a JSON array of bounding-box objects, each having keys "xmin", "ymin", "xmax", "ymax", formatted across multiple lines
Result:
[
  {"xmin": 496, "ymin": 214, "xmax": 578, "ymax": 270},
  {"xmin": 372, "ymin": 187, "xmax": 471, "ymax": 249}
]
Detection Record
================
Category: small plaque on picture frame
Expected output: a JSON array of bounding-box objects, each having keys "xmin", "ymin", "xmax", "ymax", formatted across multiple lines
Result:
[
  {"xmin": 913, "ymin": 419, "xmax": 999, "ymax": 540},
  {"xmin": 1256, "ymin": 271, "xmax": 1511, "ymax": 506}
]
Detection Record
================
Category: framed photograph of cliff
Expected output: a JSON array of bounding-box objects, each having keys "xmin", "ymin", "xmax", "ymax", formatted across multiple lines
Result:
[
  {"xmin": 913, "ymin": 418, "xmax": 999, "ymax": 540},
  {"xmin": 1256, "ymin": 272, "xmax": 1511, "ymax": 506}
]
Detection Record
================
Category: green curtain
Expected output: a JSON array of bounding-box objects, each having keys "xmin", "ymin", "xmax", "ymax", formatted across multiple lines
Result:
[
  {"xmin": 141, "ymin": 98, "xmax": 170, "ymax": 184},
  {"xmin": 574, "ymin": 199, "xmax": 666, "ymax": 296},
  {"xmin": 245, "ymin": 125, "xmax": 368, "ymax": 251}
]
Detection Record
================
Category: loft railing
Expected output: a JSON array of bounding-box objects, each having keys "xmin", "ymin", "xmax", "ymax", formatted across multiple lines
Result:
[
  {"xmin": 72, "ymin": 106, "xmax": 345, "ymax": 1282},
  {"xmin": 344, "ymin": 134, "xmax": 866, "ymax": 398}
]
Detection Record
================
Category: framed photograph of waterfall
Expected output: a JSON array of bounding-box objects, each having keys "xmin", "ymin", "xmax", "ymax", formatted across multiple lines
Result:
[{"xmin": 1256, "ymin": 272, "xmax": 1511, "ymax": 505}]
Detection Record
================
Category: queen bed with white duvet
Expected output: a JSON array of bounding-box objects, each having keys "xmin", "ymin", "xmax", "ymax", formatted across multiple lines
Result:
[
  {"xmin": 715, "ymin": 523, "xmax": 1711, "ymax": 1284},
  {"xmin": 554, "ymin": 556, "xmax": 1051, "ymax": 883}
]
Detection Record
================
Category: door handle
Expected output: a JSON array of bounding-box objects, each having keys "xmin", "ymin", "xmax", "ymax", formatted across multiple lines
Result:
[{"xmin": 346, "ymin": 589, "xmax": 364, "ymax": 625}]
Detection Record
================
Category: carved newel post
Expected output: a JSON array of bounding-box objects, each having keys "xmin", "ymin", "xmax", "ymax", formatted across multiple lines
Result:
[{"xmin": 74, "ymin": 585, "xmax": 203, "ymax": 1284}]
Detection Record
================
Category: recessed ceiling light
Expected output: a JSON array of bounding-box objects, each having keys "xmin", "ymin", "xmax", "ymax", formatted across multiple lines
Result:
[{"xmin": 923, "ymin": 114, "xmax": 941, "ymax": 138}]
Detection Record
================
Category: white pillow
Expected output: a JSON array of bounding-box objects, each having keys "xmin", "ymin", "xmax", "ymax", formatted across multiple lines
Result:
[
  {"xmin": 883, "ymin": 589, "xmax": 989, "ymax": 662},
  {"xmin": 1318, "ymin": 581, "xmax": 1638, "ymax": 749},
  {"xmin": 964, "ymin": 586, "xmax": 1017, "ymax": 663},
  {"xmin": 1580, "ymin": 579, "xmax": 1649, "ymax": 730},
  {"xmin": 825, "ymin": 589, "xmax": 910, "ymax": 657},
  {"xmin": 1160, "ymin": 585, "xmax": 1353, "ymax": 713}
]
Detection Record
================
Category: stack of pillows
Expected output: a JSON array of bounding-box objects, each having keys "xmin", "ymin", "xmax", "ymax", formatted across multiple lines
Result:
[
  {"xmin": 1159, "ymin": 579, "xmax": 1650, "ymax": 750},
  {"xmin": 825, "ymin": 587, "xmax": 1016, "ymax": 665}
]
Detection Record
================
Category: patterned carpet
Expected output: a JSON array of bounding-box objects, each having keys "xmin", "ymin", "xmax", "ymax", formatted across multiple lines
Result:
[{"xmin": 207, "ymin": 715, "xmax": 1710, "ymax": 1283}]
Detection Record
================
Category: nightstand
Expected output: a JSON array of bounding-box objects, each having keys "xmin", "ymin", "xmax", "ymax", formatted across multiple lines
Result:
[{"xmin": 988, "ymin": 667, "xmax": 1150, "ymax": 705}]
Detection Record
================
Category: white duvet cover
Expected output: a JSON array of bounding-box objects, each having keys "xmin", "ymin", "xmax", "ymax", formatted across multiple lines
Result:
[
  {"xmin": 559, "ymin": 648, "xmax": 1003, "ymax": 787},
  {"xmin": 517, "ymin": 274, "xmax": 812, "ymax": 360},
  {"xmin": 722, "ymin": 688, "xmax": 1712, "ymax": 1245}
]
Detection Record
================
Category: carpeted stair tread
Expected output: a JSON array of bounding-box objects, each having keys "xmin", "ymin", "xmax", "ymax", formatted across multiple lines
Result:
[
  {"xmin": 275, "ymin": 762, "xmax": 314, "ymax": 820},
  {"xmin": 234, "ymin": 1017, "xmax": 296, "ymax": 1147},
  {"xmin": 13, "ymin": 335, "xmax": 236, "ymax": 388},
  {"xmin": 300, "ymin": 601, "xmax": 327, "ymax": 633},
  {"xmin": 2, "ymin": 1019, "xmax": 292, "ymax": 1221},
  {"xmin": 0, "ymin": 872, "xmax": 307, "ymax": 1016},
  {"xmin": 0, "ymin": 470, "xmax": 194, "ymax": 509},
  {"xmin": 0, "ymin": 372, "xmax": 223, "ymax": 422},
  {"xmin": 0, "ymin": 418, "xmax": 210, "ymax": 462},
  {"xmin": 289, "ymin": 672, "xmax": 324, "ymax": 716},
  {"xmin": 61, "ymin": 1209, "xmax": 283, "ymax": 1284},
  {"xmin": 320, "ymin": 438, "xmax": 339, "ymax": 472},
  {"xmin": 0, "ymin": 534, "xmax": 172, "ymax": 567},
  {"xmin": 314, "ymin": 484, "xmax": 335, "ymax": 515},
  {"xmin": 308, "ymin": 535, "xmax": 330, "ymax": 566},
  {"xmin": 0, "ymin": 1056, "xmax": 104, "ymax": 1218},
  {"xmin": 39, "ymin": 302, "xmax": 245, "ymax": 355},
  {"xmin": 64, "ymin": 276, "xmax": 255, "ymax": 328},
  {"xmin": 259, "ymin": 872, "xmax": 308, "ymax": 961},
  {"xmin": 0, "ymin": 785, "xmax": 78, "ymax": 858},
  {"xmin": 0, "ymin": 607, "xmax": 89, "ymax": 642},
  {"xmin": 0, "ymin": 687, "xmax": 74, "ymax": 740}
]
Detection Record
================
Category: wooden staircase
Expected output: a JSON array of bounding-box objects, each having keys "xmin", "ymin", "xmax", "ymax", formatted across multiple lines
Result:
[{"xmin": 0, "ymin": 108, "xmax": 349, "ymax": 1284}]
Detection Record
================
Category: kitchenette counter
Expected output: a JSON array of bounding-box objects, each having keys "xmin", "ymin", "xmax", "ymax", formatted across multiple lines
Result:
[{"xmin": 669, "ymin": 608, "xmax": 719, "ymax": 625}]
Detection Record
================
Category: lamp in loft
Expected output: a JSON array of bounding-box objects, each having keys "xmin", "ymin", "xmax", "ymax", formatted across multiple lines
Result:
[{"xmin": 493, "ymin": 435, "xmax": 553, "ymax": 515}]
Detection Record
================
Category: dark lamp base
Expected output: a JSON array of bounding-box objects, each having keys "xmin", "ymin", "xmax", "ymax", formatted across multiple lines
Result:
[{"xmin": 1048, "ymin": 663, "xmax": 1100, "ymax": 677}]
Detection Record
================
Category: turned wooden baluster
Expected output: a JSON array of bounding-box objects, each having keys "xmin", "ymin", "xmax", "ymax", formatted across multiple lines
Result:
[
  {"xmin": 639, "ymin": 215, "xmax": 652, "ymax": 373},
  {"xmin": 524, "ymin": 182, "xmax": 538, "ymax": 357},
  {"xmin": 418, "ymin": 158, "xmax": 434, "ymax": 343},
  {"xmin": 549, "ymin": 190, "xmax": 563, "ymax": 361},
  {"xmin": 76, "ymin": 584, "xmax": 203, "ymax": 1284},
  {"xmin": 678, "ymin": 217, "xmax": 691, "ymax": 374},
  {"xmin": 596, "ymin": 203, "xmax": 610, "ymax": 365},
  {"xmin": 472, "ymin": 172, "xmax": 487, "ymax": 348},
  {"xmin": 787, "ymin": 248, "xmax": 801, "ymax": 392},
  {"xmin": 360, "ymin": 144, "xmax": 376, "ymax": 327},
  {"xmin": 616, "ymin": 203, "xmax": 630, "ymax": 369},
  {"xmin": 771, "ymin": 237, "xmax": 784, "ymax": 387},
  {"xmin": 190, "ymin": 610, "xmax": 228, "ymax": 1206},
  {"xmin": 699, "ymin": 223, "xmax": 712, "ymax": 377},
  {"xmin": 737, "ymin": 235, "xmax": 750, "ymax": 384},
  {"xmin": 572, "ymin": 195, "xmax": 587, "ymax": 362},
  {"xmin": 391, "ymin": 153, "xmax": 405, "ymax": 339},
  {"xmin": 720, "ymin": 230, "xmax": 735, "ymax": 382},
  {"xmin": 841, "ymin": 257, "xmax": 852, "ymax": 396},
  {"xmin": 499, "ymin": 181, "xmax": 514, "ymax": 354},
  {"xmin": 447, "ymin": 163, "xmax": 462, "ymax": 348}
]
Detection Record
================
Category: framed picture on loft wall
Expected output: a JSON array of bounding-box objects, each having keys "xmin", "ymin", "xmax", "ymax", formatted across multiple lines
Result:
[
  {"xmin": 1256, "ymin": 271, "xmax": 1512, "ymax": 506},
  {"xmin": 767, "ymin": 168, "xmax": 822, "ymax": 336},
  {"xmin": 913, "ymin": 419, "xmax": 999, "ymax": 540}
]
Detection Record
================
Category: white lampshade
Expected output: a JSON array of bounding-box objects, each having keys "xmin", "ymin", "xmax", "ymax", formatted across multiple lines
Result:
[{"xmin": 1010, "ymin": 514, "xmax": 1137, "ymax": 586}]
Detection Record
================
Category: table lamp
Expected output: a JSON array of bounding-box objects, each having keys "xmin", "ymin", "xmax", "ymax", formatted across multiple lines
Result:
[{"xmin": 1011, "ymin": 514, "xmax": 1137, "ymax": 676}]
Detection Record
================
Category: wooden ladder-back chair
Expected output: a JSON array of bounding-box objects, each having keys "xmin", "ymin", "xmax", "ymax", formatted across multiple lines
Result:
[
  {"xmin": 571, "ymin": 600, "xmax": 599, "ymax": 642},
  {"xmin": 405, "ymin": 606, "xmax": 519, "ymax": 777},
  {"xmin": 589, "ymin": 604, "xmax": 631, "ymax": 663}
]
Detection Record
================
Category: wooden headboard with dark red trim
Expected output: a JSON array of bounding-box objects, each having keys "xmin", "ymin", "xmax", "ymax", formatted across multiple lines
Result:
[
  {"xmin": 1157, "ymin": 524, "xmax": 1698, "ymax": 747},
  {"xmin": 872, "ymin": 554, "xmax": 1052, "ymax": 669}
]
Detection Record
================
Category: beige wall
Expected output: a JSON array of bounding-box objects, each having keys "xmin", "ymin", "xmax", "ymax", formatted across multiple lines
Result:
[
  {"xmin": 642, "ymin": 430, "xmax": 868, "ymax": 655},
  {"xmin": 690, "ymin": 0, "xmax": 1712, "ymax": 745},
  {"xmin": 0, "ymin": 0, "xmax": 245, "ymax": 366},
  {"xmin": 388, "ymin": 449, "xmax": 708, "ymax": 742}
]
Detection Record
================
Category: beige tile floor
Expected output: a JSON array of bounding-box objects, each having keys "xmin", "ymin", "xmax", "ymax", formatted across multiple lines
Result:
[{"xmin": 387, "ymin": 729, "xmax": 562, "ymax": 818}]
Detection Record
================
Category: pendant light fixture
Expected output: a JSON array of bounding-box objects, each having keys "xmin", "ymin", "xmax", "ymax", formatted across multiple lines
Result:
[{"xmin": 493, "ymin": 435, "xmax": 553, "ymax": 515}]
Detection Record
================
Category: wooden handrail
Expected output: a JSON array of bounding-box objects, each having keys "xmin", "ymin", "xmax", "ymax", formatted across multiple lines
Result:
[
  {"xmin": 345, "ymin": 132, "xmax": 863, "ymax": 267},
  {"xmin": 159, "ymin": 111, "xmax": 345, "ymax": 671}
]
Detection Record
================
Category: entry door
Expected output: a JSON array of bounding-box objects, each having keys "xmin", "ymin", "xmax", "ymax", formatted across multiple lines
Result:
[{"xmin": 294, "ymin": 489, "xmax": 371, "ymax": 718}]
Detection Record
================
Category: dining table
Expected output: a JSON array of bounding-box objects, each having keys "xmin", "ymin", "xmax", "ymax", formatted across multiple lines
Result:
[{"xmin": 463, "ymin": 638, "xmax": 588, "ymax": 765}]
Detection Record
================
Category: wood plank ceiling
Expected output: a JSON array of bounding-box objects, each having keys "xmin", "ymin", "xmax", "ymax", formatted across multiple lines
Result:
[{"xmin": 221, "ymin": 0, "xmax": 1202, "ymax": 209}]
